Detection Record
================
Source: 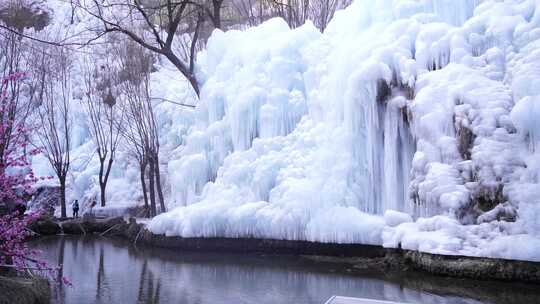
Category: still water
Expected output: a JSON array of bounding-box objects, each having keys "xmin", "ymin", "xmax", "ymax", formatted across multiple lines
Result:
[{"xmin": 30, "ymin": 236, "xmax": 539, "ymax": 304}]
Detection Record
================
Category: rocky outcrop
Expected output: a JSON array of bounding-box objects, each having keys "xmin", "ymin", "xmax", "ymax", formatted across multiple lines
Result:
[
  {"xmin": 59, "ymin": 216, "xmax": 125, "ymax": 235},
  {"xmin": 28, "ymin": 218, "xmax": 61, "ymax": 236},
  {"xmin": 403, "ymin": 250, "xmax": 540, "ymax": 283},
  {"xmin": 29, "ymin": 216, "xmax": 126, "ymax": 236}
]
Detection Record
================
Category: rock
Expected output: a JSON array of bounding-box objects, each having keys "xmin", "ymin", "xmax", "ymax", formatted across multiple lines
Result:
[
  {"xmin": 403, "ymin": 250, "xmax": 540, "ymax": 283},
  {"xmin": 83, "ymin": 217, "xmax": 125, "ymax": 234},
  {"xmin": 60, "ymin": 220, "xmax": 86, "ymax": 234},
  {"xmin": 457, "ymin": 124, "xmax": 475, "ymax": 160},
  {"xmin": 28, "ymin": 218, "xmax": 61, "ymax": 235},
  {"xmin": 59, "ymin": 217, "xmax": 126, "ymax": 235},
  {"xmin": 477, "ymin": 203, "xmax": 517, "ymax": 224},
  {"xmin": 0, "ymin": 275, "xmax": 50, "ymax": 304},
  {"xmin": 121, "ymin": 217, "xmax": 144, "ymax": 240}
]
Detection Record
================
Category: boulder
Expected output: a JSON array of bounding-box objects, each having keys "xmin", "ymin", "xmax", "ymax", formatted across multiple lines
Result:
[
  {"xmin": 28, "ymin": 218, "xmax": 61, "ymax": 236},
  {"xmin": 58, "ymin": 217, "xmax": 126, "ymax": 235},
  {"xmin": 60, "ymin": 220, "xmax": 86, "ymax": 234}
]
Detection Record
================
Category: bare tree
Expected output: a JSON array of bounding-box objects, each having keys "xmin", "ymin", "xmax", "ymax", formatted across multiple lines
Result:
[
  {"xmin": 75, "ymin": 0, "xmax": 214, "ymax": 98},
  {"xmin": 204, "ymin": 0, "xmax": 225, "ymax": 30},
  {"xmin": 116, "ymin": 41, "xmax": 166, "ymax": 216},
  {"xmin": 0, "ymin": 34, "xmax": 31, "ymax": 169},
  {"xmin": 117, "ymin": 83, "xmax": 151, "ymax": 216},
  {"xmin": 0, "ymin": 1, "xmax": 47, "ymax": 172},
  {"xmin": 232, "ymin": 0, "xmax": 350, "ymax": 31},
  {"xmin": 229, "ymin": 0, "xmax": 268, "ymax": 27},
  {"xmin": 81, "ymin": 57, "xmax": 124, "ymax": 207},
  {"xmin": 308, "ymin": 0, "xmax": 348, "ymax": 31},
  {"xmin": 34, "ymin": 47, "xmax": 73, "ymax": 218},
  {"xmin": 146, "ymin": 97, "xmax": 166, "ymax": 215}
]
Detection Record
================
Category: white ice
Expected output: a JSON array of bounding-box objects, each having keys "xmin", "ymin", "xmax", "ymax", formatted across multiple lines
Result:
[{"xmin": 35, "ymin": 0, "xmax": 540, "ymax": 261}]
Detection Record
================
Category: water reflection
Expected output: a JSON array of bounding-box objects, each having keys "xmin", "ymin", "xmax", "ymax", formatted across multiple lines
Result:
[
  {"xmin": 30, "ymin": 236, "xmax": 539, "ymax": 304},
  {"xmin": 137, "ymin": 259, "xmax": 162, "ymax": 304},
  {"xmin": 53, "ymin": 237, "xmax": 65, "ymax": 304},
  {"xmin": 96, "ymin": 247, "xmax": 105, "ymax": 301}
]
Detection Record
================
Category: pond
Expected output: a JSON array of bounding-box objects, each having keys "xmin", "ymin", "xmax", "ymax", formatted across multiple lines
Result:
[{"xmin": 30, "ymin": 236, "xmax": 540, "ymax": 304}]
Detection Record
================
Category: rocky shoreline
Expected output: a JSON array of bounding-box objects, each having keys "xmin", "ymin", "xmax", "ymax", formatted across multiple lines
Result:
[{"xmin": 28, "ymin": 216, "xmax": 540, "ymax": 284}]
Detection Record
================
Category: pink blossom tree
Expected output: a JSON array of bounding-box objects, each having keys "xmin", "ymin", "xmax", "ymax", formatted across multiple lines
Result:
[
  {"xmin": 0, "ymin": 72, "xmax": 40, "ymax": 269},
  {"xmin": 0, "ymin": 73, "xmax": 67, "ymax": 284},
  {"xmin": 0, "ymin": 72, "xmax": 38, "ymax": 211}
]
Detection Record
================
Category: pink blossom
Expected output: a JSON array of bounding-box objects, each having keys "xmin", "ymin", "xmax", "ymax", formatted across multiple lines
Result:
[{"xmin": 0, "ymin": 73, "xmax": 69, "ymax": 285}]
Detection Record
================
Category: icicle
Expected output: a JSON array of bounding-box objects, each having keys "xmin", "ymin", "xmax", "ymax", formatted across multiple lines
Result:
[
  {"xmin": 229, "ymin": 90, "xmax": 262, "ymax": 151},
  {"xmin": 511, "ymin": 96, "xmax": 540, "ymax": 153},
  {"xmin": 383, "ymin": 96, "xmax": 414, "ymax": 213}
]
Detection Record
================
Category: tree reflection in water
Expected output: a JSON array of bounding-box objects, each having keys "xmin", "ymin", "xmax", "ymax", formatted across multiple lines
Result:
[
  {"xmin": 96, "ymin": 247, "xmax": 105, "ymax": 300},
  {"xmin": 137, "ymin": 259, "xmax": 162, "ymax": 304},
  {"xmin": 52, "ymin": 237, "xmax": 65, "ymax": 304}
]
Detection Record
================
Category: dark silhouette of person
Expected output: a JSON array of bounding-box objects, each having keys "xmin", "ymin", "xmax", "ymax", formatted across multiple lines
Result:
[{"xmin": 72, "ymin": 200, "xmax": 80, "ymax": 218}]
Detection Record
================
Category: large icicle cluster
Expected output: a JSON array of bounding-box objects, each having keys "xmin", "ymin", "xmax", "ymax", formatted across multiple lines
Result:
[{"xmin": 147, "ymin": 0, "xmax": 540, "ymax": 261}]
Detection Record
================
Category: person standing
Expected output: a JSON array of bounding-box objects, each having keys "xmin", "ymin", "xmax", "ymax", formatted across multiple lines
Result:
[{"xmin": 72, "ymin": 200, "xmax": 80, "ymax": 218}]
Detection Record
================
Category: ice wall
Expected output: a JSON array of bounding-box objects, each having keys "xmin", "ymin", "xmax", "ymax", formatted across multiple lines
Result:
[
  {"xmin": 38, "ymin": 0, "xmax": 540, "ymax": 261},
  {"xmin": 149, "ymin": 0, "xmax": 486, "ymax": 241},
  {"xmin": 147, "ymin": 0, "xmax": 540, "ymax": 261}
]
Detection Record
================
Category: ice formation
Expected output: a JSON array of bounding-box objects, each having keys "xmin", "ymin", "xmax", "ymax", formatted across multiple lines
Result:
[{"xmin": 34, "ymin": 0, "xmax": 540, "ymax": 261}]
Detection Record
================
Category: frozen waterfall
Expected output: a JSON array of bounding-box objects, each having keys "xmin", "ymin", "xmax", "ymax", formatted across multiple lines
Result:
[{"xmin": 142, "ymin": 0, "xmax": 540, "ymax": 261}]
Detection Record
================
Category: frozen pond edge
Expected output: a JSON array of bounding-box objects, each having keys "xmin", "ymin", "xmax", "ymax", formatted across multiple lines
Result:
[{"xmin": 28, "ymin": 216, "xmax": 540, "ymax": 284}]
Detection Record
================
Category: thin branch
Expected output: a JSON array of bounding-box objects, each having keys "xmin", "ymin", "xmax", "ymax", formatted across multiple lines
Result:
[
  {"xmin": 150, "ymin": 97, "xmax": 195, "ymax": 108},
  {"xmin": 0, "ymin": 24, "xmax": 107, "ymax": 47}
]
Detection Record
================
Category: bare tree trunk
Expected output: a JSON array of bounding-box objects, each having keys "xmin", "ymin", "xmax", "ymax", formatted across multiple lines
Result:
[
  {"xmin": 99, "ymin": 182, "xmax": 106, "ymax": 208},
  {"xmin": 81, "ymin": 55, "xmax": 123, "ymax": 209},
  {"xmin": 163, "ymin": 51, "xmax": 200, "ymax": 97},
  {"xmin": 99, "ymin": 157, "xmax": 114, "ymax": 207},
  {"xmin": 153, "ymin": 152, "xmax": 166, "ymax": 213},
  {"xmin": 96, "ymin": 247, "xmax": 105, "ymax": 300},
  {"xmin": 137, "ymin": 260, "xmax": 147, "ymax": 301},
  {"xmin": 212, "ymin": 0, "xmax": 223, "ymax": 29},
  {"xmin": 98, "ymin": 158, "xmax": 106, "ymax": 207},
  {"xmin": 34, "ymin": 46, "xmax": 72, "ymax": 220},
  {"xmin": 56, "ymin": 237, "xmax": 65, "ymax": 296},
  {"xmin": 117, "ymin": 40, "xmax": 165, "ymax": 217},
  {"xmin": 139, "ymin": 161, "xmax": 149, "ymax": 217},
  {"xmin": 148, "ymin": 158, "xmax": 157, "ymax": 217},
  {"xmin": 59, "ymin": 176, "xmax": 67, "ymax": 218},
  {"xmin": 70, "ymin": 0, "xmax": 76, "ymax": 24}
]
